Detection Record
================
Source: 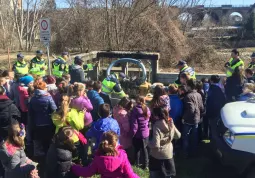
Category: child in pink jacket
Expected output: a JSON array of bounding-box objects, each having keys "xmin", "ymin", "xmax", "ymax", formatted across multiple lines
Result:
[
  {"xmin": 69, "ymin": 83, "xmax": 93, "ymax": 126},
  {"xmin": 69, "ymin": 82, "xmax": 93, "ymax": 166},
  {"xmin": 71, "ymin": 131, "xmax": 139, "ymax": 178},
  {"xmin": 113, "ymin": 97, "xmax": 134, "ymax": 163}
]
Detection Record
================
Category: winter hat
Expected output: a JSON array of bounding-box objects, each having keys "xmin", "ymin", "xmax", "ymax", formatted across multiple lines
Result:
[
  {"xmin": 45, "ymin": 75, "xmax": 56, "ymax": 84},
  {"xmin": 251, "ymin": 52, "xmax": 255, "ymax": 58},
  {"xmin": 176, "ymin": 60, "xmax": 187, "ymax": 66},
  {"xmin": 74, "ymin": 56, "xmax": 83, "ymax": 66},
  {"xmin": 19, "ymin": 75, "xmax": 34, "ymax": 86},
  {"xmin": 62, "ymin": 52, "xmax": 69, "ymax": 56}
]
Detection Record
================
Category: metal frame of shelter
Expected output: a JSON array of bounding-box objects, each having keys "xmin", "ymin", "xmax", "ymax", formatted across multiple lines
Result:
[{"xmin": 73, "ymin": 51, "xmax": 160, "ymax": 83}]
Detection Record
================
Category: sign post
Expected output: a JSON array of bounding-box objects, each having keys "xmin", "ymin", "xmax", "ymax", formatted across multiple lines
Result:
[{"xmin": 39, "ymin": 18, "xmax": 51, "ymax": 75}]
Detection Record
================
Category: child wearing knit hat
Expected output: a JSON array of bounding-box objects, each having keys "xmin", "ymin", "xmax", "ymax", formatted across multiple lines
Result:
[
  {"xmin": 45, "ymin": 75, "xmax": 58, "ymax": 95},
  {"xmin": 17, "ymin": 75, "xmax": 34, "ymax": 136}
]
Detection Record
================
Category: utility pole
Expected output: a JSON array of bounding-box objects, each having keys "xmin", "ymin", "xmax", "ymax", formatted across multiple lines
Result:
[
  {"xmin": 26, "ymin": 0, "xmax": 29, "ymax": 51},
  {"xmin": 105, "ymin": 0, "xmax": 111, "ymax": 50}
]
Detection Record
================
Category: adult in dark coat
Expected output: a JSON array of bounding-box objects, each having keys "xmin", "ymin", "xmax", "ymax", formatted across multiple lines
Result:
[
  {"xmin": 69, "ymin": 56, "xmax": 86, "ymax": 84},
  {"xmin": 206, "ymin": 75, "xmax": 226, "ymax": 119},
  {"xmin": 225, "ymin": 66, "xmax": 246, "ymax": 102},
  {"xmin": 0, "ymin": 86, "xmax": 20, "ymax": 178},
  {"xmin": 182, "ymin": 79, "xmax": 204, "ymax": 157},
  {"xmin": 0, "ymin": 86, "xmax": 20, "ymax": 142},
  {"xmin": 204, "ymin": 75, "xmax": 226, "ymax": 138},
  {"xmin": 45, "ymin": 127, "xmax": 78, "ymax": 178}
]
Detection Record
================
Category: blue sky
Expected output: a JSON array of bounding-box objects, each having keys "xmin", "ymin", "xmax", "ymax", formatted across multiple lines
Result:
[{"xmin": 55, "ymin": 0, "xmax": 254, "ymax": 8}]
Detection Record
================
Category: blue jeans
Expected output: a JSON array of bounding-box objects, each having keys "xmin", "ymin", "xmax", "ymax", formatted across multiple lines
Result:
[{"xmin": 182, "ymin": 123, "xmax": 198, "ymax": 156}]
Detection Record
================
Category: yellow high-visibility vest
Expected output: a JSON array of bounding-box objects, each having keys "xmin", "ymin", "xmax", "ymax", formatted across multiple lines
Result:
[
  {"xmin": 13, "ymin": 61, "xmax": 29, "ymax": 76},
  {"xmin": 226, "ymin": 58, "xmax": 244, "ymax": 77}
]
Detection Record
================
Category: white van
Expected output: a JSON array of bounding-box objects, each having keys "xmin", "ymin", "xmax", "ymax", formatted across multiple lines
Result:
[{"xmin": 211, "ymin": 99, "xmax": 255, "ymax": 178}]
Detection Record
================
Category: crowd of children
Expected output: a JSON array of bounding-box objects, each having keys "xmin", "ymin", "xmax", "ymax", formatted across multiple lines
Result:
[{"xmin": 0, "ymin": 66, "xmax": 254, "ymax": 178}]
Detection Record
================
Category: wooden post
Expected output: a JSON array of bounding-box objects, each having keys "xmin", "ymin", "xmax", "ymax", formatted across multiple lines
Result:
[
  {"xmin": 151, "ymin": 60, "xmax": 158, "ymax": 83},
  {"xmin": 8, "ymin": 48, "xmax": 11, "ymax": 71}
]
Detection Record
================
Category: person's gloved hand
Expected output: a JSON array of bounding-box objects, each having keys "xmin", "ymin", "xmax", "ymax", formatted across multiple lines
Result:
[{"xmin": 224, "ymin": 62, "xmax": 230, "ymax": 68}]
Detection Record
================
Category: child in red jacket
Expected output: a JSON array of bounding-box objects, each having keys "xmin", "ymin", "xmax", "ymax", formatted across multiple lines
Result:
[
  {"xmin": 71, "ymin": 131, "xmax": 139, "ymax": 178},
  {"xmin": 18, "ymin": 75, "xmax": 34, "ymax": 125}
]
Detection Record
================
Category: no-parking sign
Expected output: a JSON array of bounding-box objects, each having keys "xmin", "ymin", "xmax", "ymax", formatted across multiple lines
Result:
[{"xmin": 39, "ymin": 18, "xmax": 51, "ymax": 46}]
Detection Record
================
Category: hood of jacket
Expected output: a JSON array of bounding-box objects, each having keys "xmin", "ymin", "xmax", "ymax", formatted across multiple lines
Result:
[
  {"xmin": 0, "ymin": 95, "xmax": 13, "ymax": 110},
  {"xmin": 134, "ymin": 104, "xmax": 145, "ymax": 115},
  {"xmin": 113, "ymin": 106, "xmax": 127, "ymax": 120},
  {"xmin": 94, "ymin": 146, "xmax": 125, "ymax": 172},
  {"xmin": 93, "ymin": 117, "xmax": 115, "ymax": 132},
  {"xmin": 154, "ymin": 119, "xmax": 170, "ymax": 134},
  {"xmin": 87, "ymin": 90, "xmax": 100, "ymax": 99},
  {"xmin": 34, "ymin": 89, "xmax": 49, "ymax": 96},
  {"xmin": 70, "ymin": 64, "xmax": 82, "ymax": 70},
  {"xmin": 47, "ymin": 84, "xmax": 57, "ymax": 90}
]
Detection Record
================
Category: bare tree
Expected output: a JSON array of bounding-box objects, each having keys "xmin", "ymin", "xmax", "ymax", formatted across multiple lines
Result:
[{"xmin": 11, "ymin": 0, "xmax": 51, "ymax": 50}]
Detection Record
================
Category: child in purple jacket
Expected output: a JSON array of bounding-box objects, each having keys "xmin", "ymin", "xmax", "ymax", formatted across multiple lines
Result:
[
  {"xmin": 71, "ymin": 131, "xmax": 139, "ymax": 178},
  {"xmin": 69, "ymin": 83, "xmax": 93, "ymax": 127},
  {"xmin": 130, "ymin": 96, "xmax": 151, "ymax": 170}
]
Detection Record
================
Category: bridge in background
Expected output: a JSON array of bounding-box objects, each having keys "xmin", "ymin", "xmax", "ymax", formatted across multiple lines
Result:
[{"xmin": 183, "ymin": 4, "xmax": 255, "ymax": 26}]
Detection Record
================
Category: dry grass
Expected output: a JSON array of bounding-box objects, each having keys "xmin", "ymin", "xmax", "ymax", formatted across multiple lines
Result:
[{"xmin": 0, "ymin": 48, "xmax": 254, "ymax": 73}]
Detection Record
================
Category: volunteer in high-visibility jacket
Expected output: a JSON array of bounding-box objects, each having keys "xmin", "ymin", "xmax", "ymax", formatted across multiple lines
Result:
[
  {"xmin": 83, "ymin": 63, "xmax": 94, "ymax": 71},
  {"xmin": 12, "ymin": 53, "xmax": 29, "ymax": 77},
  {"xmin": 248, "ymin": 52, "xmax": 255, "ymax": 73},
  {"xmin": 225, "ymin": 49, "xmax": 244, "ymax": 78},
  {"xmin": 29, "ymin": 50, "xmax": 48, "ymax": 77},
  {"xmin": 102, "ymin": 73, "xmax": 126, "ymax": 98},
  {"xmin": 52, "ymin": 52, "xmax": 69, "ymax": 78},
  {"xmin": 174, "ymin": 60, "xmax": 196, "ymax": 86}
]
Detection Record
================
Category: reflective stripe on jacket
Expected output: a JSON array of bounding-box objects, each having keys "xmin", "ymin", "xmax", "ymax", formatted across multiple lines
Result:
[
  {"xmin": 29, "ymin": 57, "xmax": 48, "ymax": 77},
  {"xmin": 84, "ymin": 63, "xmax": 94, "ymax": 71},
  {"xmin": 226, "ymin": 58, "xmax": 244, "ymax": 77},
  {"xmin": 102, "ymin": 78, "xmax": 126, "ymax": 98},
  {"xmin": 13, "ymin": 61, "xmax": 29, "ymax": 76},
  {"xmin": 52, "ymin": 57, "xmax": 69, "ymax": 78},
  {"xmin": 248, "ymin": 62, "xmax": 255, "ymax": 71},
  {"xmin": 102, "ymin": 79, "xmax": 115, "ymax": 94},
  {"xmin": 174, "ymin": 65, "xmax": 196, "ymax": 86}
]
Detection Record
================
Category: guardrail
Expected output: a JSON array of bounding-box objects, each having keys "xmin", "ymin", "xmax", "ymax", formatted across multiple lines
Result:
[
  {"xmin": 157, "ymin": 72, "xmax": 226, "ymax": 84},
  {"xmin": 190, "ymin": 4, "xmax": 252, "ymax": 8}
]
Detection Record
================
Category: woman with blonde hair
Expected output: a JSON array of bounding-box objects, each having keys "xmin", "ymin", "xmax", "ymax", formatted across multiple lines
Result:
[
  {"xmin": 52, "ymin": 92, "xmax": 87, "ymax": 164},
  {"xmin": 69, "ymin": 83, "xmax": 93, "ymax": 127}
]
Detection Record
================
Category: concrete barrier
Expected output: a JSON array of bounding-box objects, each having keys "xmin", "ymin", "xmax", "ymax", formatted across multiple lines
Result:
[{"xmin": 156, "ymin": 72, "xmax": 226, "ymax": 84}]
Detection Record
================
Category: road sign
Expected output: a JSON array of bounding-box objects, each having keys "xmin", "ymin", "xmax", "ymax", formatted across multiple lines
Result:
[
  {"xmin": 39, "ymin": 18, "xmax": 51, "ymax": 46},
  {"xmin": 39, "ymin": 18, "xmax": 51, "ymax": 75}
]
